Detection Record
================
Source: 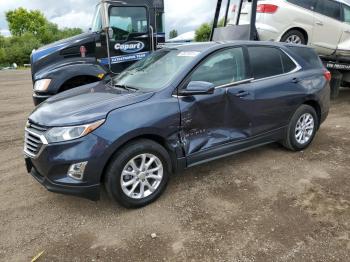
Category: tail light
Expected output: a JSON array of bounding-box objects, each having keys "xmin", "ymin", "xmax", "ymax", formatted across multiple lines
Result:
[
  {"xmin": 324, "ymin": 70, "xmax": 332, "ymax": 81},
  {"xmin": 257, "ymin": 4, "xmax": 279, "ymax": 13}
]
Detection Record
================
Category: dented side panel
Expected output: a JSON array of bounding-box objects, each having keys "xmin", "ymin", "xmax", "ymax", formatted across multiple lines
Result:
[{"xmin": 178, "ymin": 87, "xmax": 254, "ymax": 157}]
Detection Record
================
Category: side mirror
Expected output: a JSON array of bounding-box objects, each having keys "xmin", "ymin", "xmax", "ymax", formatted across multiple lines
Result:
[
  {"xmin": 107, "ymin": 27, "xmax": 114, "ymax": 39},
  {"xmin": 179, "ymin": 81, "xmax": 215, "ymax": 96}
]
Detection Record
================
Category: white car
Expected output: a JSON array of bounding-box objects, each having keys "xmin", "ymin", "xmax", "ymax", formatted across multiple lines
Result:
[{"xmin": 229, "ymin": 0, "xmax": 350, "ymax": 59}]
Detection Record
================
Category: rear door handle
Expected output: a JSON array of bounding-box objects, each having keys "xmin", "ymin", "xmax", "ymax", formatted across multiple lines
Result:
[
  {"xmin": 345, "ymin": 30, "xmax": 350, "ymax": 34},
  {"xmin": 316, "ymin": 21, "xmax": 323, "ymax": 26},
  {"xmin": 236, "ymin": 90, "xmax": 250, "ymax": 98}
]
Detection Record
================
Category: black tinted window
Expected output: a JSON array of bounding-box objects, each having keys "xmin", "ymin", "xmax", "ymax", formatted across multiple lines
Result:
[
  {"xmin": 287, "ymin": 0, "xmax": 317, "ymax": 10},
  {"xmin": 248, "ymin": 47, "xmax": 295, "ymax": 79},
  {"xmin": 281, "ymin": 53, "xmax": 297, "ymax": 72},
  {"xmin": 190, "ymin": 48, "xmax": 247, "ymax": 86},
  {"xmin": 315, "ymin": 0, "xmax": 342, "ymax": 20},
  {"xmin": 288, "ymin": 46, "xmax": 323, "ymax": 68}
]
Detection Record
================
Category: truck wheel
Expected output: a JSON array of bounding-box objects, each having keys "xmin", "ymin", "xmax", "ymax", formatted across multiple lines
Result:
[
  {"xmin": 281, "ymin": 30, "xmax": 306, "ymax": 45},
  {"xmin": 104, "ymin": 139, "xmax": 171, "ymax": 208},
  {"xmin": 282, "ymin": 105, "xmax": 318, "ymax": 151}
]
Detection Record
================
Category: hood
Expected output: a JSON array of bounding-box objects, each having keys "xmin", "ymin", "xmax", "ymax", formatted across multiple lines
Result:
[
  {"xmin": 29, "ymin": 82, "xmax": 155, "ymax": 127},
  {"xmin": 30, "ymin": 32, "xmax": 96, "ymax": 78}
]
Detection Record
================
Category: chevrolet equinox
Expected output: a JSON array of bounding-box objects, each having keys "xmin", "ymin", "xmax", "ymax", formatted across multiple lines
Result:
[{"xmin": 24, "ymin": 42, "xmax": 330, "ymax": 208}]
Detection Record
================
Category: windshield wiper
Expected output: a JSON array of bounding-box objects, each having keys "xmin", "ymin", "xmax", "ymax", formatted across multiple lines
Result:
[{"xmin": 113, "ymin": 84, "xmax": 139, "ymax": 92}]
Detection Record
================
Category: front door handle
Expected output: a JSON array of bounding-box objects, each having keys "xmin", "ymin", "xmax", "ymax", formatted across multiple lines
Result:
[
  {"xmin": 315, "ymin": 21, "xmax": 324, "ymax": 26},
  {"xmin": 292, "ymin": 77, "xmax": 300, "ymax": 83},
  {"xmin": 345, "ymin": 30, "xmax": 350, "ymax": 34},
  {"xmin": 236, "ymin": 90, "xmax": 250, "ymax": 98}
]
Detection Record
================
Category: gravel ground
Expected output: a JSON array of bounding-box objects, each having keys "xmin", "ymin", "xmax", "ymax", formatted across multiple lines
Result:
[{"xmin": 0, "ymin": 70, "xmax": 349, "ymax": 262}]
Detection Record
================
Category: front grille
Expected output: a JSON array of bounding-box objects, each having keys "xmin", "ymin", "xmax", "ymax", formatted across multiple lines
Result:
[{"xmin": 24, "ymin": 122, "xmax": 48, "ymax": 158}]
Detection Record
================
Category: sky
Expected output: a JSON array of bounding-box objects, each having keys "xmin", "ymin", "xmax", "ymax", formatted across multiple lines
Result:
[{"xmin": 0, "ymin": 0, "xmax": 222, "ymax": 37}]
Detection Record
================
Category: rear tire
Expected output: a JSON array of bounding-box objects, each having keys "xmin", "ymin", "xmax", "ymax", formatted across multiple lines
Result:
[
  {"xmin": 104, "ymin": 139, "xmax": 171, "ymax": 208},
  {"xmin": 282, "ymin": 105, "xmax": 318, "ymax": 151},
  {"xmin": 281, "ymin": 30, "xmax": 307, "ymax": 45}
]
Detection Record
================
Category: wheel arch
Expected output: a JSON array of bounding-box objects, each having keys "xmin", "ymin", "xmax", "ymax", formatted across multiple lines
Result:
[
  {"xmin": 100, "ymin": 134, "xmax": 179, "ymax": 184},
  {"xmin": 59, "ymin": 75, "xmax": 101, "ymax": 93},
  {"xmin": 280, "ymin": 27, "xmax": 309, "ymax": 44},
  {"xmin": 34, "ymin": 60, "xmax": 107, "ymax": 94},
  {"xmin": 303, "ymin": 100, "xmax": 322, "ymax": 128}
]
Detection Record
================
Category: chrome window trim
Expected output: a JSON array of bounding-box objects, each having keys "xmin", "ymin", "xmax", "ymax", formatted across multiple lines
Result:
[
  {"xmin": 215, "ymin": 78, "xmax": 255, "ymax": 89},
  {"xmin": 173, "ymin": 47, "xmax": 302, "ymax": 97}
]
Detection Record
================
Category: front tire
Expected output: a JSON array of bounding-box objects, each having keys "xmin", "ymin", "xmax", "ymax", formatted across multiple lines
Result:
[
  {"xmin": 283, "ymin": 105, "xmax": 318, "ymax": 151},
  {"xmin": 104, "ymin": 139, "xmax": 171, "ymax": 208}
]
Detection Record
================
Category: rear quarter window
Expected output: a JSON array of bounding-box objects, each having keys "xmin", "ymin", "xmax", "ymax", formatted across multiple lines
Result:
[
  {"xmin": 315, "ymin": 0, "xmax": 342, "ymax": 21},
  {"xmin": 287, "ymin": 0, "xmax": 317, "ymax": 10},
  {"xmin": 288, "ymin": 46, "xmax": 323, "ymax": 68},
  {"xmin": 248, "ymin": 46, "xmax": 297, "ymax": 80}
]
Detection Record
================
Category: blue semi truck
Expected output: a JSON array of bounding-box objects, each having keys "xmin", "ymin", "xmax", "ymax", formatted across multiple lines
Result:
[{"xmin": 30, "ymin": 0, "xmax": 165, "ymax": 105}]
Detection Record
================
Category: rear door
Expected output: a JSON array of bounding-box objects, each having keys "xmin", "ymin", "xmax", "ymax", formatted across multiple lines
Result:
[
  {"xmin": 312, "ymin": 0, "xmax": 343, "ymax": 55},
  {"xmin": 246, "ymin": 46, "xmax": 303, "ymax": 135},
  {"xmin": 107, "ymin": 5, "xmax": 151, "ymax": 74}
]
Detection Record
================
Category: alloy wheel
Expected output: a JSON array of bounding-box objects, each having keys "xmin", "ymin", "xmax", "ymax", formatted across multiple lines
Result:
[
  {"xmin": 286, "ymin": 35, "xmax": 302, "ymax": 44},
  {"xmin": 295, "ymin": 113, "xmax": 315, "ymax": 145},
  {"xmin": 120, "ymin": 154, "xmax": 163, "ymax": 199}
]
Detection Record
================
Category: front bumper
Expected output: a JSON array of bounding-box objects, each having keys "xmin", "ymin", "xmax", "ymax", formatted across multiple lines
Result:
[
  {"xmin": 27, "ymin": 159, "xmax": 100, "ymax": 200},
  {"xmin": 33, "ymin": 93, "xmax": 51, "ymax": 106},
  {"xmin": 24, "ymin": 133, "xmax": 110, "ymax": 201}
]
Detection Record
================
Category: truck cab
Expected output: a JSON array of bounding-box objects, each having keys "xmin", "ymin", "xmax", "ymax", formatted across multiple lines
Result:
[{"xmin": 31, "ymin": 0, "xmax": 165, "ymax": 106}]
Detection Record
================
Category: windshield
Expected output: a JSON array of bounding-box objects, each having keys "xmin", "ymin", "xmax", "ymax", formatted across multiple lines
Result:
[
  {"xmin": 112, "ymin": 49, "xmax": 200, "ymax": 91},
  {"xmin": 91, "ymin": 4, "xmax": 102, "ymax": 32}
]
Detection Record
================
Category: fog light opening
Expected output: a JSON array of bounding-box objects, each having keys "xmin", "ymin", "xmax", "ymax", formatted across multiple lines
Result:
[{"xmin": 68, "ymin": 162, "xmax": 88, "ymax": 181}]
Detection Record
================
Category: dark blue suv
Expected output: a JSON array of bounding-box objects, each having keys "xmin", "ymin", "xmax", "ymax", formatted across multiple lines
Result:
[{"xmin": 24, "ymin": 42, "xmax": 330, "ymax": 208}]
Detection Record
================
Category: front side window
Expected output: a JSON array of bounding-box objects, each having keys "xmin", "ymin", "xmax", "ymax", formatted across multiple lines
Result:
[
  {"xmin": 109, "ymin": 7, "xmax": 148, "ymax": 41},
  {"xmin": 315, "ymin": 0, "xmax": 342, "ymax": 20},
  {"xmin": 343, "ymin": 5, "xmax": 350, "ymax": 23},
  {"xmin": 190, "ymin": 48, "xmax": 247, "ymax": 87},
  {"xmin": 287, "ymin": 0, "xmax": 317, "ymax": 10},
  {"xmin": 113, "ymin": 49, "xmax": 199, "ymax": 91},
  {"xmin": 248, "ymin": 47, "xmax": 296, "ymax": 80}
]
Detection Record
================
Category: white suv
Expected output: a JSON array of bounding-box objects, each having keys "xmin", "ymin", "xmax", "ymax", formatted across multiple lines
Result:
[{"xmin": 229, "ymin": 0, "xmax": 350, "ymax": 59}]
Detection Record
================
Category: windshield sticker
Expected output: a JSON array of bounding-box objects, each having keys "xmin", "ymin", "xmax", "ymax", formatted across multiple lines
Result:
[{"xmin": 177, "ymin": 51, "xmax": 200, "ymax": 57}]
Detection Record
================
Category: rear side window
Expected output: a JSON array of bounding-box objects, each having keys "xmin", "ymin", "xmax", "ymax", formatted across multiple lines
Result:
[
  {"xmin": 248, "ymin": 47, "xmax": 297, "ymax": 80},
  {"xmin": 315, "ymin": 0, "xmax": 342, "ymax": 20},
  {"xmin": 288, "ymin": 46, "xmax": 323, "ymax": 68},
  {"xmin": 343, "ymin": 5, "xmax": 350, "ymax": 23},
  {"xmin": 287, "ymin": 0, "xmax": 317, "ymax": 10}
]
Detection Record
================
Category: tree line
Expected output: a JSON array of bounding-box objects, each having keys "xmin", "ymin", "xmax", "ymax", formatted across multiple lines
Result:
[{"xmin": 0, "ymin": 8, "xmax": 82, "ymax": 67}]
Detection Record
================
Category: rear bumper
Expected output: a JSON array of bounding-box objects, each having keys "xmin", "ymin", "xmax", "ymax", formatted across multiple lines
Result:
[
  {"xmin": 28, "ymin": 160, "xmax": 100, "ymax": 201},
  {"xmin": 33, "ymin": 93, "xmax": 51, "ymax": 106}
]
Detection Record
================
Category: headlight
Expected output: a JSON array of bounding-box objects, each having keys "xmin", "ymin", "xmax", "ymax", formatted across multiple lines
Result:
[
  {"xmin": 45, "ymin": 119, "xmax": 105, "ymax": 143},
  {"xmin": 34, "ymin": 79, "xmax": 51, "ymax": 92}
]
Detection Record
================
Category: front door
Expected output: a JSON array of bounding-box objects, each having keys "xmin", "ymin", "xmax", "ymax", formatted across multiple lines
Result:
[
  {"xmin": 107, "ymin": 5, "xmax": 151, "ymax": 73},
  {"xmin": 177, "ymin": 47, "xmax": 254, "ymax": 164},
  {"xmin": 312, "ymin": 0, "xmax": 343, "ymax": 56}
]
